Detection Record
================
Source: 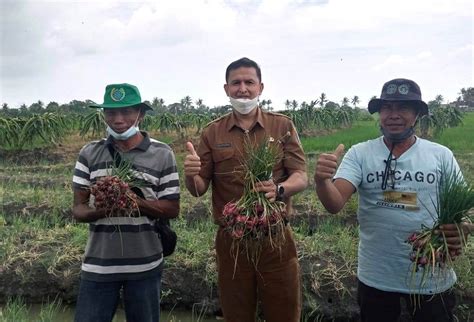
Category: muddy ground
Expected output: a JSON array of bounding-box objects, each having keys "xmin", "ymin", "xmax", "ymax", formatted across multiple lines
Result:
[
  {"xmin": 1, "ymin": 146, "xmax": 473, "ymax": 321},
  {"xmin": 1, "ymin": 201, "xmax": 473, "ymax": 321}
]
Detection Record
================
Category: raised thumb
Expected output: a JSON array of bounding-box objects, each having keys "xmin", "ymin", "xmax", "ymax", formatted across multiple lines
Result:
[
  {"xmin": 334, "ymin": 144, "xmax": 345, "ymax": 159},
  {"xmin": 186, "ymin": 142, "xmax": 197, "ymax": 156}
]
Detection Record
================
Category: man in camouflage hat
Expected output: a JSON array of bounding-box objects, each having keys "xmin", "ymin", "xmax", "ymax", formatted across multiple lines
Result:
[{"xmin": 314, "ymin": 78, "xmax": 472, "ymax": 322}]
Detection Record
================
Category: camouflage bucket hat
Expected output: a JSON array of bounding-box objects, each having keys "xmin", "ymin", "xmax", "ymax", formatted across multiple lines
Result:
[
  {"xmin": 89, "ymin": 83, "xmax": 152, "ymax": 111},
  {"xmin": 368, "ymin": 78, "xmax": 428, "ymax": 115}
]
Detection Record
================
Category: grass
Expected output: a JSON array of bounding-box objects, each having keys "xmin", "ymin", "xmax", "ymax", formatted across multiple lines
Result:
[
  {"xmin": 0, "ymin": 297, "xmax": 28, "ymax": 322},
  {"xmin": 435, "ymin": 112, "xmax": 474, "ymax": 153},
  {"xmin": 301, "ymin": 120, "xmax": 380, "ymax": 154},
  {"xmin": 1, "ymin": 184, "xmax": 72, "ymax": 210},
  {"xmin": 0, "ymin": 298, "xmax": 216, "ymax": 322},
  {"xmin": 0, "ymin": 212, "xmax": 84, "ymax": 280}
]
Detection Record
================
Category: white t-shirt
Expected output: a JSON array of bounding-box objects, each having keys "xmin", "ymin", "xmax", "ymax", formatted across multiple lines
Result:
[{"xmin": 335, "ymin": 136, "xmax": 458, "ymax": 294}]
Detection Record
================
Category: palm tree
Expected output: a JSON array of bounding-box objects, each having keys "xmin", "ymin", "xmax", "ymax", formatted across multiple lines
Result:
[
  {"xmin": 319, "ymin": 93, "xmax": 327, "ymax": 107},
  {"xmin": 291, "ymin": 100, "xmax": 298, "ymax": 111},
  {"xmin": 1, "ymin": 103, "xmax": 9, "ymax": 115},
  {"xmin": 19, "ymin": 104, "xmax": 28, "ymax": 116},
  {"xmin": 29, "ymin": 100, "xmax": 44, "ymax": 113},
  {"xmin": 284, "ymin": 99, "xmax": 291, "ymax": 110},
  {"xmin": 266, "ymin": 99, "xmax": 273, "ymax": 111},
  {"xmin": 195, "ymin": 98, "xmax": 204, "ymax": 109},
  {"xmin": 180, "ymin": 96, "xmax": 193, "ymax": 113},
  {"xmin": 341, "ymin": 97, "xmax": 350, "ymax": 107},
  {"xmin": 195, "ymin": 98, "xmax": 209, "ymax": 113},
  {"xmin": 152, "ymin": 97, "xmax": 166, "ymax": 113},
  {"xmin": 46, "ymin": 102, "xmax": 60, "ymax": 112},
  {"xmin": 351, "ymin": 96, "xmax": 360, "ymax": 107}
]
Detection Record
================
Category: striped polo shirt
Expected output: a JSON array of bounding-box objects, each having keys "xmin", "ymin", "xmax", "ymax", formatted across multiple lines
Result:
[{"xmin": 72, "ymin": 132, "xmax": 180, "ymax": 282}]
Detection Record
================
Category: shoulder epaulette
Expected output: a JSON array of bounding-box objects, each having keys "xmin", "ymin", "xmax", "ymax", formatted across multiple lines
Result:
[
  {"xmin": 203, "ymin": 112, "xmax": 232, "ymax": 129},
  {"xmin": 263, "ymin": 110, "xmax": 292, "ymax": 120}
]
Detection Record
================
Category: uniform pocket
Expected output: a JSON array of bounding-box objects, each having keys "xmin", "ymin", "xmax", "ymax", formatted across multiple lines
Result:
[
  {"xmin": 212, "ymin": 148, "xmax": 234, "ymax": 162},
  {"xmin": 212, "ymin": 147, "xmax": 239, "ymax": 181}
]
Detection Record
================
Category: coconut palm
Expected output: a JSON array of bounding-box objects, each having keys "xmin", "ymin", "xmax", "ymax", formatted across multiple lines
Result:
[
  {"xmin": 152, "ymin": 97, "xmax": 166, "ymax": 114},
  {"xmin": 266, "ymin": 99, "xmax": 273, "ymax": 111},
  {"xmin": 291, "ymin": 100, "xmax": 298, "ymax": 111},
  {"xmin": 319, "ymin": 93, "xmax": 327, "ymax": 107},
  {"xmin": 181, "ymin": 96, "xmax": 193, "ymax": 113},
  {"xmin": 351, "ymin": 96, "xmax": 360, "ymax": 107},
  {"xmin": 435, "ymin": 95, "xmax": 444, "ymax": 105},
  {"xmin": 341, "ymin": 97, "xmax": 350, "ymax": 107}
]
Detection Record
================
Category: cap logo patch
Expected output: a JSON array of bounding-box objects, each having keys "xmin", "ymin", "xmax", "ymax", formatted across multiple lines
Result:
[
  {"xmin": 398, "ymin": 84, "xmax": 410, "ymax": 95},
  {"xmin": 386, "ymin": 84, "xmax": 397, "ymax": 94},
  {"xmin": 110, "ymin": 88, "xmax": 126, "ymax": 101}
]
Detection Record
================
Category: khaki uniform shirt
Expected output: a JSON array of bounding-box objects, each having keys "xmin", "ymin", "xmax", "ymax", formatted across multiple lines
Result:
[{"xmin": 197, "ymin": 107, "xmax": 306, "ymax": 224}]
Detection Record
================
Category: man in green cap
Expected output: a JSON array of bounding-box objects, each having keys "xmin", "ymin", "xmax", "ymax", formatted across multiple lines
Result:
[{"xmin": 72, "ymin": 83, "xmax": 180, "ymax": 322}]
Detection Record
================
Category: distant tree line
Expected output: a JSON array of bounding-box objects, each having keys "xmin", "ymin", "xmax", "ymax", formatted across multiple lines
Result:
[
  {"xmin": 3, "ymin": 87, "xmax": 472, "ymax": 118},
  {"xmin": 1, "ymin": 88, "xmax": 471, "ymax": 150}
]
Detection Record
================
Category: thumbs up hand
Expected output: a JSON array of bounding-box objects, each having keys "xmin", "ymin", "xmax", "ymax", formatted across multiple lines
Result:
[
  {"xmin": 314, "ymin": 144, "xmax": 345, "ymax": 184},
  {"xmin": 184, "ymin": 142, "xmax": 201, "ymax": 177}
]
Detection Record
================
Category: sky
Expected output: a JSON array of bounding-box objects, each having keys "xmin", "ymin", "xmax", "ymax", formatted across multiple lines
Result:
[{"xmin": 1, "ymin": 0, "xmax": 473, "ymax": 110}]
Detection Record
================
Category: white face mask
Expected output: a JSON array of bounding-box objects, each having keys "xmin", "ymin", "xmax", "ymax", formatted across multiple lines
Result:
[
  {"xmin": 106, "ymin": 112, "xmax": 140, "ymax": 140},
  {"xmin": 229, "ymin": 96, "xmax": 259, "ymax": 115}
]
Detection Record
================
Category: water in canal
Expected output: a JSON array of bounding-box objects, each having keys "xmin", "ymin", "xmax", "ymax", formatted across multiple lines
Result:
[{"xmin": 0, "ymin": 304, "xmax": 221, "ymax": 322}]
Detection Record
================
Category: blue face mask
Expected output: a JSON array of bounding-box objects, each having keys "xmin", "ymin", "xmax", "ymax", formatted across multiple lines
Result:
[
  {"xmin": 106, "ymin": 125, "xmax": 139, "ymax": 140},
  {"xmin": 106, "ymin": 111, "xmax": 140, "ymax": 140}
]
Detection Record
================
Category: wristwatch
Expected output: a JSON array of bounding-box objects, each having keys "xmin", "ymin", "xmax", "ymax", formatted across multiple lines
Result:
[{"xmin": 276, "ymin": 183, "xmax": 285, "ymax": 200}]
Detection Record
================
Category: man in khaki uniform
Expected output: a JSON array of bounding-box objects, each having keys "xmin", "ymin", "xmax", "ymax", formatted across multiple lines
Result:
[{"xmin": 184, "ymin": 57, "xmax": 308, "ymax": 322}]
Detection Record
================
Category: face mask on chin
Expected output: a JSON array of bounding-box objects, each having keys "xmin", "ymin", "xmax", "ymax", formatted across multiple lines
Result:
[
  {"xmin": 381, "ymin": 115, "xmax": 418, "ymax": 143},
  {"xmin": 107, "ymin": 125, "xmax": 139, "ymax": 140},
  {"xmin": 380, "ymin": 126, "xmax": 415, "ymax": 143},
  {"xmin": 229, "ymin": 96, "xmax": 259, "ymax": 115},
  {"xmin": 106, "ymin": 111, "xmax": 140, "ymax": 140}
]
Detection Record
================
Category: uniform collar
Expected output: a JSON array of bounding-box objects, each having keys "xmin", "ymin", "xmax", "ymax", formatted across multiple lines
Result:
[{"xmin": 226, "ymin": 106, "xmax": 265, "ymax": 132}]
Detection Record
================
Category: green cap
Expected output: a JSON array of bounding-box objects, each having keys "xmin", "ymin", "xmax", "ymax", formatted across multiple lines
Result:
[{"xmin": 89, "ymin": 83, "xmax": 152, "ymax": 111}]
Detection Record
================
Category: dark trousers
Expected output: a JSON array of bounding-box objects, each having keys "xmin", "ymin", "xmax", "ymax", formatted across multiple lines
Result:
[
  {"xmin": 74, "ymin": 272, "xmax": 162, "ymax": 322},
  {"xmin": 357, "ymin": 280, "xmax": 456, "ymax": 322}
]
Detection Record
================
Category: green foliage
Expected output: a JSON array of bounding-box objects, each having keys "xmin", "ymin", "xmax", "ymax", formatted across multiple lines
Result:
[
  {"xmin": 79, "ymin": 109, "xmax": 105, "ymax": 138},
  {"xmin": 0, "ymin": 111, "xmax": 473, "ymax": 320},
  {"xmin": 156, "ymin": 112, "xmax": 177, "ymax": 133},
  {"xmin": 0, "ymin": 113, "xmax": 69, "ymax": 150},
  {"xmin": 139, "ymin": 115, "xmax": 156, "ymax": 131},
  {"xmin": 281, "ymin": 106, "xmax": 360, "ymax": 134},
  {"xmin": 1, "ymin": 297, "xmax": 29, "ymax": 322},
  {"xmin": 435, "ymin": 165, "xmax": 474, "ymax": 225},
  {"xmin": 0, "ymin": 116, "xmax": 21, "ymax": 147},
  {"xmin": 19, "ymin": 113, "xmax": 68, "ymax": 147},
  {"xmin": 435, "ymin": 113, "xmax": 474, "ymax": 153},
  {"xmin": 418, "ymin": 106, "xmax": 464, "ymax": 138},
  {"xmin": 301, "ymin": 120, "xmax": 380, "ymax": 153},
  {"xmin": 37, "ymin": 298, "xmax": 64, "ymax": 322}
]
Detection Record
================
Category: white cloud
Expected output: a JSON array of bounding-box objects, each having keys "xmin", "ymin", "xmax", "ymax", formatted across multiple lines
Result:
[
  {"xmin": 1, "ymin": 0, "xmax": 472, "ymax": 108},
  {"xmin": 372, "ymin": 51, "xmax": 434, "ymax": 71}
]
